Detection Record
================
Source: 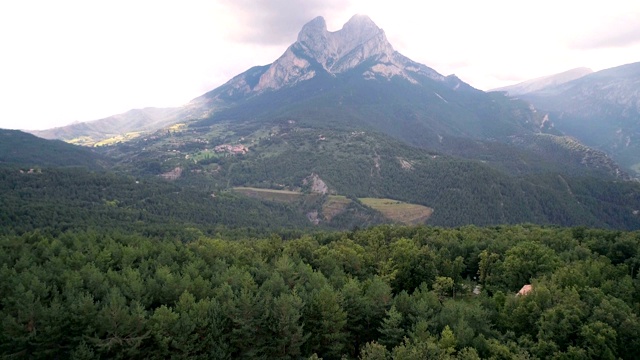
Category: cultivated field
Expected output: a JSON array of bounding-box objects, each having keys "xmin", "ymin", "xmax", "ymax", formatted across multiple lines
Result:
[{"xmin": 359, "ymin": 198, "xmax": 433, "ymax": 225}]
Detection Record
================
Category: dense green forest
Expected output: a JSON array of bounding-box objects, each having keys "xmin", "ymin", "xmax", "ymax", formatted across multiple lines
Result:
[
  {"xmin": 0, "ymin": 166, "xmax": 318, "ymax": 236},
  {"xmin": 3, "ymin": 120, "xmax": 640, "ymax": 359},
  {"xmin": 1, "ymin": 224, "xmax": 639, "ymax": 359}
]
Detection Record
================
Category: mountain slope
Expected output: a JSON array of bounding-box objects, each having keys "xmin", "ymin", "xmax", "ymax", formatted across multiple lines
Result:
[
  {"xmin": 0, "ymin": 129, "xmax": 106, "ymax": 169},
  {"xmin": 519, "ymin": 62, "xmax": 640, "ymax": 174},
  {"xmin": 100, "ymin": 118, "xmax": 640, "ymax": 229}
]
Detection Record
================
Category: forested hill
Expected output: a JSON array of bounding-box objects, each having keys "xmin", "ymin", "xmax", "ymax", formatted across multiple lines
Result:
[
  {"xmin": 0, "ymin": 129, "xmax": 106, "ymax": 169},
  {"xmin": 0, "ymin": 167, "xmax": 317, "ymax": 236},
  {"xmin": 1, "ymin": 224, "xmax": 639, "ymax": 359},
  {"xmin": 102, "ymin": 123, "xmax": 640, "ymax": 230}
]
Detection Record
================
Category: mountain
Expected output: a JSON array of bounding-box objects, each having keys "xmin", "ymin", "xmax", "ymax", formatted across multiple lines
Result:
[
  {"xmin": 194, "ymin": 15, "xmax": 545, "ymax": 146},
  {"xmin": 517, "ymin": 62, "xmax": 640, "ymax": 175},
  {"xmin": 197, "ymin": 15, "xmax": 444, "ymax": 102},
  {"xmin": 186, "ymin": 16, "xmax": 627, "ymax": 179},
  {"xmin": 31, "ymin": 15, "xmax": 538, "ymax": 149},
  {"xmin": 492, "ymin": 67, "xmax": 593, "ymax": 96},
  {"xmin": 0, "ymin": 129, "xmax": 106, "ymax": 169},
  {"xmin": 24, "ymin": 15, "xmax": 640, "ymax": 229}
]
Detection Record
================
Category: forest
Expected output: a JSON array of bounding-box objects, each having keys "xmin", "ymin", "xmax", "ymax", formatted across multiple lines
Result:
[
  {"xmin": 1, "ymin": 224, "xmax": 639, "ymax": 359},
  {"xmin": 2, "ymin": 129, "xmax": 640, "ymax": 359}
]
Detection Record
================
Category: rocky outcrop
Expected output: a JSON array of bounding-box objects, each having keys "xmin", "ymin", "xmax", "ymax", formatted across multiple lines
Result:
[
  {"xmin": 303, "ymin": 173, "xmax": 328, "ymax": 194},
  {"xmin": 160, "ymin": 167, "xmax": 183, "ymax": 181}
]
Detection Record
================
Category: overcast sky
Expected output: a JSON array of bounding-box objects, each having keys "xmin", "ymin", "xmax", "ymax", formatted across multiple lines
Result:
[{"xmin": 1, "ymin": 0, "xmax": 640, "ymax": 130}]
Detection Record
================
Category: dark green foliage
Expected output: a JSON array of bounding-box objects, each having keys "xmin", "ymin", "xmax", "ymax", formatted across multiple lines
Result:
[
  {"xmin": 101, "ymin": 120, "xmax": 640, "ymax": 229},
  {"xmin": 0, "ymin": 129, "xmax": 106, "ymax": 169},
  {"xmin": 0, "ymin": 167, "xmax": 313, "ymax": 235},
  {"xmin": 1, "ymin": 224, "xmax": 640, "ymax": 358}
]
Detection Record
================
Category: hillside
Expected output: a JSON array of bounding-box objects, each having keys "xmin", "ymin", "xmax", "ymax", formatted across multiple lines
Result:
[
  {"xmin": 0, "ymin": 129, "xmax": 106, "ymax": 169},
  {"xmin": 100, "ymin": 120, "xmax": 640, "ymax": 229},
  {"xmin": 0, "ymin": 166, "xmax": 317, "ymax": 236},
  {"xmin": 30, "ymin": 107, "xmax": 189, "ymax": 146}
]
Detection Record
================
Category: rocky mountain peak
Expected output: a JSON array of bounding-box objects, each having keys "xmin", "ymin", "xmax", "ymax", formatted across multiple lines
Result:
[
  {"xmin": 297, "ymin": 16, "xmax": 328, "ymax": 44},
  {"xmin": 341, "ymin": 14, "xmax": 382, "ymax": 41},
  {"xmin": 294, "ymin": 14, "xmax": 392, "ymax": 74},
  {"xmin": 210, "ymin": 15, "xmax": 446, "ymax": 98},
  {"xmin": 297, "ymin": 15, "xmax": 381, "ymax": 47}
]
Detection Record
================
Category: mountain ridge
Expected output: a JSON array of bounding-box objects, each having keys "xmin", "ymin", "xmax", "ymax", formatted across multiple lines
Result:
[
  {"xmin": 518, "ymin": 62, "xmax": 640, "ymax": 174},
  {"xmin": 492, "ymin": 67, "xmax": 593, "ymax": 96}
]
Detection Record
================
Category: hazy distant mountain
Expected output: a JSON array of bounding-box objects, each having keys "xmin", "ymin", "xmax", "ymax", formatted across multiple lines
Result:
[
  {"xmin": 30, "ymin": 107, "xmax": 193, "ymax": 146},
  {"xmin": 492, "ymin": 67, "xmax": 593, "ymax": 96},
  {"xmin": 519, "ymin": 62, "xmax": 640, "ymax": 175}
]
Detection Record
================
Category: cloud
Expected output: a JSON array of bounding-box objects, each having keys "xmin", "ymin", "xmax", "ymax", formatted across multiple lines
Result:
[
  {"xmin": 571, "ymin": 14, "xmax": 640, "ymax": 49},
  {"xmin": 221, "ymin": 0, "xmax": 349, "ymax": 45}
]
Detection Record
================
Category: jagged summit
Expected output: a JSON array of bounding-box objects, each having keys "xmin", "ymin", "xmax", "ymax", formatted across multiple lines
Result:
[
  {"xmin": 294, "ymin": 14, "xmax": 392, "ymax": 74},
  {"xmin": 297, "ymin": 16, "xmax": 328, "ymax": 42},
  {"xmin": 207, "ymin": 15, "xmax": 444, "ymax": 100},
  {"xmin": 296, "ymin": 14, "xmax": 382, "ymax": 53}
]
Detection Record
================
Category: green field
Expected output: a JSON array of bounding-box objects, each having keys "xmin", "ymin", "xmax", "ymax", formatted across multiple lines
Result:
[{"xmin": 359, "ymin": 198, "xmax": 433, "ymax": 225}]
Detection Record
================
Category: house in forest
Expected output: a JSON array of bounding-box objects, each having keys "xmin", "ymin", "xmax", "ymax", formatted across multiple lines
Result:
[{"xmin": 516, "ymin": 284, "xmax": 533, "ymax": 296}]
